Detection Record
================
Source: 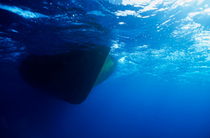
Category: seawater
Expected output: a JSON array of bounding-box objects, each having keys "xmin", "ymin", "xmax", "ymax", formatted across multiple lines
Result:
[{"xmin": 1, "ymin": 0, "xmax": 210, "ymax": 137}]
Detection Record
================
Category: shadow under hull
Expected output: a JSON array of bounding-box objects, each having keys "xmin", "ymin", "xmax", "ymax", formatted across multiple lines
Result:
[{"xmin": 19, "ymin": 45, "xmax": 110, "ymax": 104}]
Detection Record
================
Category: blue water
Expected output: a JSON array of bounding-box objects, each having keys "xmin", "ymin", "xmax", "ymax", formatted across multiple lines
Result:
[{"xmin": 1, "ymin": 0, "xmax": 210, "ymax": 137}]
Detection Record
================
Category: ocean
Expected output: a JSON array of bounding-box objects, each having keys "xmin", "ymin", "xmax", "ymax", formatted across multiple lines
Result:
[{"xmin": 1, "ymin": 0, "xmax": 210, "ymax": 137}]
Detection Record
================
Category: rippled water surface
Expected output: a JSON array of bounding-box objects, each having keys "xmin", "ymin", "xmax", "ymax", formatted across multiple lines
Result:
[{"xmin": 1, "ymin": 0, "xmax": 210, "ymax": 137}]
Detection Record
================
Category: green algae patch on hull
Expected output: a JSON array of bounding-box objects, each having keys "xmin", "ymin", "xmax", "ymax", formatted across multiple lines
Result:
[{"xmin": 94, "ymin": 55, "xmax": 116, "ymax": 86}]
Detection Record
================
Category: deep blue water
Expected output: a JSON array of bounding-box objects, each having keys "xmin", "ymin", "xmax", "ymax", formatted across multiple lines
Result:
[{"xmin": 1, "ymin": 0, "xmax": 210, "ymax": 137}]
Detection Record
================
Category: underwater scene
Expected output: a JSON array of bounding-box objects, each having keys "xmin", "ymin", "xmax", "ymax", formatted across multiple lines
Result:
[{"xmin": 1, "ymin": 0, "xmax": 210, "ymax": 137}]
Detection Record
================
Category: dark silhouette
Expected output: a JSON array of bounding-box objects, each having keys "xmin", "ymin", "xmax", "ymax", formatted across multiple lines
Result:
[{"xmin": 19, "ymin": 45, "xmax": 111, "ymax": 104}]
